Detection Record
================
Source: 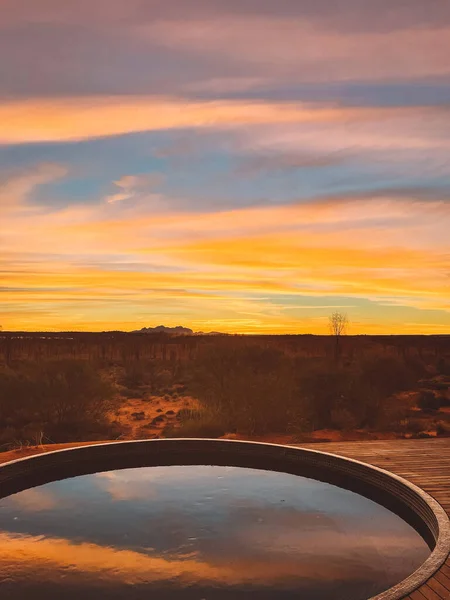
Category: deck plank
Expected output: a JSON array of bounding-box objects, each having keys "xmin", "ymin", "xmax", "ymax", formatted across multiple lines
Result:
[
  {"xmin": 408, "ymin": 590, "xmax": 427, "ymax": 600},
  {"xmin": 417, "ymin": 585, "xmax": 446, "ymax": 600},
  {"xmin": 434, "ymin": 571, "xmax": 450, "ymax": 591}
]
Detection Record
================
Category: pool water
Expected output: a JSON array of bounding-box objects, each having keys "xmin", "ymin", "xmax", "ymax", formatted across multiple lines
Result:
[{"xmin": 0, "ymin": 465, "xmax": 429, "ymax": 599}]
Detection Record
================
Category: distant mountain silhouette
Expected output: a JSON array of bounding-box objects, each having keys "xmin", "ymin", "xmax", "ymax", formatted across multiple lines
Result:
[
  {"xmin": 195, "ymin": 331, "xmax": 225, "ymax": 336},
  {"xmin": 132, "ymin": 325, "xmax": 227, "ymax": 336},
  {"xmin": 133, "ymin": 325, "xmax": 194, "ymax": 335}
]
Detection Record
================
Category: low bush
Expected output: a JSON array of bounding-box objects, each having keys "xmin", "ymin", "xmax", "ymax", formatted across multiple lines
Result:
[
  {"xmin": 436, "ymin": 421, "xmax": 450, "ymax": 436},
  {"xmin": 438, "ymin": 394, "xmax": 450, "ymax": 407},
  {"xmin": 164, "ymin": 417, "xmax": 226, "ymax": 439},
  {"xmin": 399, "ymin": 418, "xmax": 426, "ymax": 435},
  {"xmin": 437, "ymin": 358, "xmax": 450, "ymax": 376},
  {"xmin": 164, "ymin": 404, "xmax": 226, "ymax": 438},
  {"xmin": 426, "ymin": 380, "xmax": 449, "ymax": 391},
  {"xmin": 298, "ymin": 363, "xmax": 406, "ymax": 431},
  {"xmin": 359, "ymin": 355, "xmax": 418, "ymax": 397},
  {"xmin": 119, "ymin": 362, "xmax": 175, "ymax": 393},
  {"xmin": 329, "ymin": 407, "xmax": 358, "ymax": 431},
  {"xmin": 176, "ymin": 408, "xmax": 202, "ymax": 421},
  {"xmin": 190, "ymin": 344, "xmax": 298, "ymax": 435},
  {"xmin": 120, "ymin": 360, "xmax": 160, "ymax": 389},
  {"xmin": 0, "ymin": 360, "xmax": 119, "ymax": 447},
  {"xmin": 418, "ymin": 390, "xmax": 441, "ymax": 413}
]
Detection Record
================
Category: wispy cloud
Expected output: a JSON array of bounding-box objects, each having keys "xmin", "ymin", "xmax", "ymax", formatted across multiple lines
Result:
[
  {"xmin": 141, "ymin": 17, "xmax": 450, "ymax": 83},
  {"xmin": 237, "ymin": 150, "xmax": 351, "ymax": 176},
  {"xmin": 0, "ymin": 97, "xmax": 344, "ymax": 144},
  {"xmin": 105, "ymin": 174, "xmax": 164, "ymax": 204}
]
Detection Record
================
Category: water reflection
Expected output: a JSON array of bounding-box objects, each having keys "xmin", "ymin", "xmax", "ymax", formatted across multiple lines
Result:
[{"xmin": 0, "ymin": 466, "xmax": 429, "ymax": 599}]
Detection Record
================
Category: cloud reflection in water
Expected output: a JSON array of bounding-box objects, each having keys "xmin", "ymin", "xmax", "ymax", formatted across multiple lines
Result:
[{"xmin": 0, "ymin": 466, "xmax": 430, "ymax": 599}]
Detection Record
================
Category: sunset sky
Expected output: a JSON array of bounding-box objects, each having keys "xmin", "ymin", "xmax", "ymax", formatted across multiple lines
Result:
[{"xmin": 1, "ymin": 0, "xmax": 449, "ymax": 333}]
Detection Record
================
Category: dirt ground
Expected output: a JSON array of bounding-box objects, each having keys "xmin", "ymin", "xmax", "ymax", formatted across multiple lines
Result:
[{"xmin": 111, "ymin": 394, "xmax": 199, "ymax": 438}]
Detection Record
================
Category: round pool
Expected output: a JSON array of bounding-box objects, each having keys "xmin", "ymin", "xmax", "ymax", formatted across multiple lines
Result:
[{"xmin": 0, "ymin": 439, "xmax": 448, "ymax": 600}]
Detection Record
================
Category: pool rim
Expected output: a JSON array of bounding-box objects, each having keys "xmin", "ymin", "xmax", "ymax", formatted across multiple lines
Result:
[{"xmin": 0, "ymin": 438, "xmax": 448, "ymax": 600}]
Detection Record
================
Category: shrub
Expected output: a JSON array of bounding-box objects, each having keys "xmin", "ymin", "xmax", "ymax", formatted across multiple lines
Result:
[
  {"xmin": 418, "ymin": 390, "xmax": 441, "ymax": 413},
  {"xmin": 436, "ymin": 421, "xmax": 450, "ymax": 436},
  {"xmin": 297, "ymin": 361, "xmax": 410, "ymax": 432},
  {"xmin": 120, "ymin": 360, "xmax": 157, "ymax": 388},
  {"xmin": 191, "ymin": 344, "xmax": 298, "ymax": 434},
  {"xmin": 359, "ymin": 355, "xmax": 417, "ymax": 397},
  {"xmin": 0, "ymin": 360, "xmax": 117, "ymax": 445},
  {"xmin": 131, "ymin": 411, "xmax": 146, "ymax": 421},
  {"xmin": 299, "ymin": 368, "xmax": 351, "ymax": 430},
  {"xmin": 164, "ymin": 416, "xmax": 226, "ymax": 439},
  {"xmin": 150, "ymin": 415, "xmax": 165, "ymax": 426},
  {"xmin": 329, "ymin": 407, "xmax": 358, "ymax": 431},
  {"xmin": 425, "ymin": 380, "xmax": 449, "ymax": 391},
  {"xmin": 399, "ymin": 418, "xmax": 426, "ymax": 435},
  {"xmin": 158, "ymin": 370, "xmax": 173, "ymax": 388},
  {"xmin": 438, "ymin": 394, "xmax": 450, "ymax": 407},
  {"xmin": 403, "ymin": 356, "xmax": 429, "ymax": 379},
  {"xmin": 176, "ymin": 408, "xmax": 202, "ymax": 421},
  {"xmin": 437, "ymin": 358, "xmax": 450, "ymax": 376},
  {"xmin": 119, "ymin": 362, "xmax": 174, "ymax": 393}
]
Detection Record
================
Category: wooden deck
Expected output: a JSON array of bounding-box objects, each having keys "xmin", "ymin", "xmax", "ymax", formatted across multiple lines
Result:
[{"xmin": 300, "ymin": 438, "xmax": 450, "ymax": 599}]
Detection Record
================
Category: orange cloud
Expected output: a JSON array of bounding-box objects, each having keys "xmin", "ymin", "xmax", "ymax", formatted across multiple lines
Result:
[
  {"xmin": 0, "ymin": 528, "xmax": 421, "ymax": 587},
  {"xmin": 1, "ymin": 183, "xmax": 449, "ymax": 332},
  {"xmin": 1, "ymin": 96, "xmax": 447, "ymax": 147},
  {"xmin": 0, "ymin": 97, "xmax": 350, "ymax": 145}
]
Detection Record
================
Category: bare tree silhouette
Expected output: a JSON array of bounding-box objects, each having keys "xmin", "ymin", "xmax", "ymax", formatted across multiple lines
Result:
[{"xmin": 329, "ymin": 312, "xmax": 348, "ymax": 361}]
